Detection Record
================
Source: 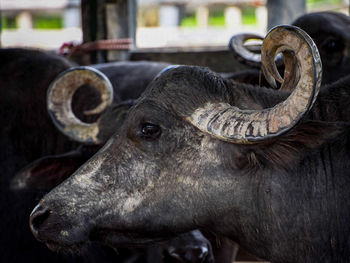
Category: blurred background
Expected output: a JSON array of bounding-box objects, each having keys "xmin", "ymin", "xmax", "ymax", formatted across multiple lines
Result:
[{"xmin": 1, "ymin": 0, "xmax": 349, "ymax": 50}]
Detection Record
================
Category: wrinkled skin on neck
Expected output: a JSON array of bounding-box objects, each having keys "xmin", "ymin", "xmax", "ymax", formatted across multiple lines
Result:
[{"xmin": 36, "ymin": 67, "xmax": 350, "ymax": 263}]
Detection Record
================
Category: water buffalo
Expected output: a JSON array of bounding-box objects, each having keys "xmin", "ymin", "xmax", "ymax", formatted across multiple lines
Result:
[
  {"xmin": 13, "ymin": 98, "xmax": 216, "ymax": 263},
  {"xmin": 29, "ymin": 25, "xmax": 350, "ymax": 263},
  {"xmin": 0, "ymin": 48, "xmax": 82, "ymax": 262},
  {"xmin": 13, "ymin": 66, "xmax": 234, "ymax": 263},
  {"xmin": 0, "ymin": 49, "xmax": 212, "ymax": 262},
  {"xmin": 229, "ymin": 11, "xmax": 350, "ymax": 86}
]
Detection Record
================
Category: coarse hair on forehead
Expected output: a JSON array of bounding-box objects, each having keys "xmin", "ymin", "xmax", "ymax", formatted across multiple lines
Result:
[{"xmin": 139, "ymin": 66, "xmax": 238, "ymax": 115}]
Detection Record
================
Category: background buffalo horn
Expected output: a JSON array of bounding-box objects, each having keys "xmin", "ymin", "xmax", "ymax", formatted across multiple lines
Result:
[
  {"xmin": 228, "ymin": 33, "xmax": 264, "ymax": 68},
  {"xmin": 189, "ymin": 25, "xmax": 322, "ymax": 144},
  {"xmin": 229, "ymin": 32, "xmax": 285, "ymax": 89},
  {"xmin": 47, "ymin": 66, "xmax": 113, "ymax": 144}
]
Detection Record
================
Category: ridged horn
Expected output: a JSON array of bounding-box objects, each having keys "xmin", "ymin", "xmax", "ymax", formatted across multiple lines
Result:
[
  {"xmin": 189, "ymin": 25, "xmax": 322, "ymax": 143},
  {"xmin": 47, "ymin": 66, "xmax": 113, "ymax": 144},
  {"xmin": 228, "ymin": 33, "xmax": 264, "ymax": 68}
]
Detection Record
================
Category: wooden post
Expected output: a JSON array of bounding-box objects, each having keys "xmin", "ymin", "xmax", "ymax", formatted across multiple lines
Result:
[
  {"xmin": 196, "ymin": 5, "xmax": 209, "ymax": 28},
  {"xmin": 225, "ymin": 6, "xmax": 242, "ymax": 31},
  {"xmin": 17, "ymin": 11, "xmax": 33, "ymax": 30},
  {"xmin": 64, "ymin": 0, "xmax": 81, "ymax": 28},
  {"xmin": 267, "ymin": 0, "xmax": 306, "ymax": 30},
  {"xmin": 0, "ymin": 8, "xmax": 2, "ymax": 47},
  {"xmin": 256, "ymin": 6, "xmax": 267, "ymax": 32}
]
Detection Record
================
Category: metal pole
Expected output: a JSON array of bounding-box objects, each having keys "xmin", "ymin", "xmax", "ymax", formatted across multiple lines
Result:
[
  {"xmin": 128, "ymin": 0, "xmax": 137, "ymax": 49},
  {"xmin": 105, "ymin": 0, "xmax": 136, "ymax": 61},
  {"xmin": 267, "ymin": 0, "xmax": 306, "ymax": 30},
  {"xmin": 0, "ymin": 4, "xmax": 2, "ymax": 47},
  {"xmin": 81, "ymin": 0, "xmax": 106, "ymax": 63}
]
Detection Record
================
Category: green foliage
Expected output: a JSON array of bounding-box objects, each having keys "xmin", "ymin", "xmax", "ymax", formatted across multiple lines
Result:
[
  {"xmin": 2, "ymin": 16, "xmax": 17, "ymax": 29},
  {"xmin": 242, "ymin": 7, "xmax": 257, "ymax": 25},
  {"xmin": 209, "ymin": 10, "xmax": 225, "ymax": 27},
  {"xmin": 307, "ymin": 0, "xmax": 342, "ymax": 5},
  {"xmin": 181, "ymin": 15, "xmax": 197, "ymax": 27},
  {"xmin": 33, "ymin": 15, "xmax": 63, "ymax": 29},
  {"xmin": 181, "ymin": 9, "xmax": 227, "ymax": 28}
]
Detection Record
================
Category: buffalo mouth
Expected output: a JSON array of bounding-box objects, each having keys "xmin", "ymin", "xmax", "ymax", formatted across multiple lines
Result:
[
  {"xmin": 41, "ymin": 228, "xmax": 168, "ymax": 252},
  {"xmin": 44, "ymin": 240, "xmax": 85, "ymax": 254},
  {"xmin": 90, "ymin": 228, "xmax": 168, "ymax": 248}
]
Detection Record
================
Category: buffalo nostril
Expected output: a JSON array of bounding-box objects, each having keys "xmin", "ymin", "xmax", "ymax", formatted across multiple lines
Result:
[
  {"xmin": 168, "ymin": 246, "xmax": 209, "ymax": 263},
  {"xmin": 29, "ymin": 204, "xmax": 51, "ymax": 239},
  {"xmin": 184, "ymin": 247, "xmax": 209, "ymax": 262}
]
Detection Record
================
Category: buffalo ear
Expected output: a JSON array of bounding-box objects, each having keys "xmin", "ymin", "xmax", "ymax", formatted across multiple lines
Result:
[
  {"xmin": 245, "ymin": 121, "xmax": 350, "ymax": 169},
  {"xmin": 11, "ymin": 147, "xmax": 95, "ymax": 192}
]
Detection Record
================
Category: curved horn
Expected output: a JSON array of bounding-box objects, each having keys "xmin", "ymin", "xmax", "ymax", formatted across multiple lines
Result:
[
  {"xmin": 47, "ymin": 66, "xmax": 113, "ymax": 144},
  {"xmin": 190, "ymin": 25, "xmax": 322, "ymax": 143},
  {"xmin": 228, "ymin": 33, "xmax": 264, "ymax": 68},
  {"xmin": 229, "ymin": 32, "xmax": 284, "ymax": 89}
]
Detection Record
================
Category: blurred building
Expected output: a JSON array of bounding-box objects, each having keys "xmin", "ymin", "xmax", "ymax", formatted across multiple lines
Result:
[
  {"xmin": 1, "ymin": 0, "xmax": 81, "ymax": 29},
  {"xmin": 0, "ymin": 0, "xmax": 348, "ymax": 49},
  {"xmin": 137, "ymin": 0, "xmax": 267, "ymax": 47},
  {"xmin": 1, "ymin": 0, "xmax": 265, "ymax": 29},
  {"xmin": 139, "ymin": 0, "xmax": 266, "ymax": 28},
  {"xmin": 1, "ymin": 0, "xmax": 82, "ymax": 48}
]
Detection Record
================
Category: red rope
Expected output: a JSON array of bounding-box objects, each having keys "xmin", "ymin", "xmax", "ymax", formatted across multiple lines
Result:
[{"xmin": 59, "ymin": 38, "xmax": 133, "ymax": 57}]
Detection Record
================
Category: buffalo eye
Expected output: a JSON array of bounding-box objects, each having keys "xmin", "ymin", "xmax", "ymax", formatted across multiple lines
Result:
[
  {"xmin": 321, "ymin": 38, "xmax": 343, "ymax": 53},
  {"xmin": 139, "ymin": 122, "xmax": 161, "ymax": 140}
]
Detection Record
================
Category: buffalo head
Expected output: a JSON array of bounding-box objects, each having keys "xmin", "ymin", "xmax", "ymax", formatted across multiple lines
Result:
[{"xmin": 29, "ymin": 26, "xmax": 348, "ymax": 263}]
